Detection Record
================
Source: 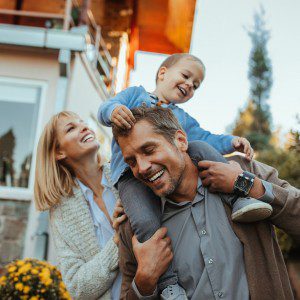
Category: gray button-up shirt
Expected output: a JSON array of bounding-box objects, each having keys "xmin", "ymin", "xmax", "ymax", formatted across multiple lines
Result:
[
  {"xmin": 132, "ymin": 179, "xmax": 274, "ymax": 299},
  {"xmin": 161, "ymin": 179, "xmax": 249, "ymax": 300}
]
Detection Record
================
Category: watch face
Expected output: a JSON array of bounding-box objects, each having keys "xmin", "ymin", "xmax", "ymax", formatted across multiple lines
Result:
[
  {"xmin": 236, "ymin": 177, "xmax": 249, "ymax": 192},
  {"xmin": 238, "ymin": 178, "xmax": 247, "ymax": 189},
  {"xmin": 234, "ymin": 172, "xmax": 255, "ymax": 196}
]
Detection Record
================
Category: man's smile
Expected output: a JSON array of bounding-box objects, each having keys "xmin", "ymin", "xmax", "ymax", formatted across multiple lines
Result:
[{"xmin": 147, "ymin": 168, "xmax": 165, "ymax": 182}]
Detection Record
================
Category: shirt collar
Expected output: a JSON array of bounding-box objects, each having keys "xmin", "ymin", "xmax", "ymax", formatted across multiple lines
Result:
[
  {"xmin": 101, "ymin": 170, "xmax": 110, "ymax": 188},
  {"xmin": 76, "ymin": 170, "xmax": 110, "ymax": 202},
  {"xmin": 148, "ymin": 92, "xmax": 175, "ymax": 108},
  {"xmin": 76, "ymin": 178, "xmax": 91, "ymax": 201},
  {"xmin": 161, "ymin": 178, "xmax": 204, "ymax": 212}
]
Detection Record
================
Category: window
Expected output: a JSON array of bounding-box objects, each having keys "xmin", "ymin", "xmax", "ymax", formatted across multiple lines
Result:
[{"xmin": 0, "ymin": 78, "xmax": 45, "ymax": 191}]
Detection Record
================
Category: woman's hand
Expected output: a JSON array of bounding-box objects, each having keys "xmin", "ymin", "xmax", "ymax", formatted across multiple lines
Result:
[{"xmin": 112, "ymin": 199, "xmax": 127, "ymax": 245}]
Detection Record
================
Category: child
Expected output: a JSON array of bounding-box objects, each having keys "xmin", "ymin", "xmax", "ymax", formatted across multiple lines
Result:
[{"xmin": 98, "ymin": 53, "xmax": 272, "ymax": 299}]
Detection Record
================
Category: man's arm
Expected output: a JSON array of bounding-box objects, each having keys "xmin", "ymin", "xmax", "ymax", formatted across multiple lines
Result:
[
  {"xmin": 198, "ymin": 155, "xmax": 300, "ymax": 242},
  {"xmin": 119, "ymin": 221, "xmax": 173, "ymax": 300},
  {"xmin": 232, "ymin": 155, "xmax": 300, "ymax": 242},
  {"xmin": 118, "ymin": 221, "xmax": 140, "ymax": 300}
]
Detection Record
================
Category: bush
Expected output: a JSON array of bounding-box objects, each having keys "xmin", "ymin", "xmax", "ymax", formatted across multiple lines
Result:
[
  {"xmin": 257, "ymin": 147, "xmax": 300, "ymax": 258},
  {"xmin": 257, "ymin": 148, "xmax": 300, "ymax": 188},
  {"xmin": 0, "ymin": 258, "xmax": 71, "ymax": 300}
]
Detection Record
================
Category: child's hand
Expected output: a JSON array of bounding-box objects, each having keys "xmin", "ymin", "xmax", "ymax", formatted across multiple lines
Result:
[
  {"xmin": 111, "ymin": 105, "xmax": 135, "ymax": 129},
  {"xmin": 232, "ymin": 137, "xmax": 254, "ymax": 161}
]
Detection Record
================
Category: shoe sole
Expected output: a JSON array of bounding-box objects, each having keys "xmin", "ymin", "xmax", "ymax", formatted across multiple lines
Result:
[{"xmin": 232, "ymin": 202, "xmax": 273, "ymax": 223}]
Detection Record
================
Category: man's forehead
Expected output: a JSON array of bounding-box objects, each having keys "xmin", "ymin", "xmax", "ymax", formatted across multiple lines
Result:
[
  {"xmin": 118, "ymin": 121, "xmax": 163, "ymax": 149},
  {"xmin": 124, "ymin": 120, "xmax": 154, "ymax": 138}
]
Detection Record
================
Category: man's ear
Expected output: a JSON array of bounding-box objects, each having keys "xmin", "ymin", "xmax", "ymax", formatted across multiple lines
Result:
[
  {"xmin": 157, "ymin": 66, "xmax": 167, "ymax": 81},
  {"xmin": 174, "ymin": 130, "xmax": 188, "ymax": 152},
  {"xmin": 55, "ymin": 150, "xmax": 66, "ymax": 161}
]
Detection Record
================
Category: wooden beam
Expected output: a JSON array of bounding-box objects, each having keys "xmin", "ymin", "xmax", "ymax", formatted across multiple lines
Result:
[
  {"xmin": 63, "ymin": 0, "xmax": 72, "ymax": 31},
  {"xmin": 0, "ymin": 9, "xmax": 65, "ymax": 19},
  {"xmin": 78, "ymin": 0, "xmax": 91, "ymax": 26}
]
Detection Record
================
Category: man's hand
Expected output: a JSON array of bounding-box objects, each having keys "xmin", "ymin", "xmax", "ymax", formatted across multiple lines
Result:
[
  {"xmin": 232, "ymin": 137, "xmax": 254, "ymax": 161},
  {"xmin": 111, "ymin": 105, "xmax": 135, "ymax": 129},
  {"xmin": 133, "ymin": 227, "xmax": 173, "ymax": 296},
  {"xmin": 198, "ymin": 160, "xmax": 243, "ymax": 193}
]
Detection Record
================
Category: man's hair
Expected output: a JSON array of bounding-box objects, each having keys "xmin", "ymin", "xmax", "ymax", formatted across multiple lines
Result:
[
  {"xmin": 112, "ymin": 105, "xmax": 184, "ymax": 145},
  {"xmin": 155, "ymin": 53, "xmax": 206, "ymax": 82}
]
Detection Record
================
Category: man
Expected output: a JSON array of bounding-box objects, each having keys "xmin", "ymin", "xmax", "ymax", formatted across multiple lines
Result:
[{"xmin": 113, "ymin": 106, "xmax": 299, "ymax": 300}]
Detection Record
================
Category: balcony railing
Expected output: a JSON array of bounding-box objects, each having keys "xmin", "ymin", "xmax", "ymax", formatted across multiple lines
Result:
[{"xmin": 0, "ymin": 0, "xmax": 116, "ymax": 96}]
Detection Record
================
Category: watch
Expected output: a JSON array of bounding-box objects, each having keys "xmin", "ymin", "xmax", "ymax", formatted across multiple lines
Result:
[{"xmin": 233, "ymin": 171, "xmax": 255, "ymax": 197}]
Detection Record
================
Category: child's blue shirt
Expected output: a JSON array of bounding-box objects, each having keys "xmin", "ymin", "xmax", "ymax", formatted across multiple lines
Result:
[{"xmin": 98, "ymin": 85, "xmax": 235, "ymax": 185}]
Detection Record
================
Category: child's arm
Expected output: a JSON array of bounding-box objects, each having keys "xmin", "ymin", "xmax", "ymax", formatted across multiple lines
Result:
[
  {"xmin": 97, "ymin": 86, "xmax": 140, "ymax": 127},
  {"xmin": 183, "ymin": 111, "xmax": 247, "ymax": 156}
]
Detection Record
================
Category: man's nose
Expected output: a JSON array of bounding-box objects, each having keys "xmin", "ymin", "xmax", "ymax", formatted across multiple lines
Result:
[{"xmin": 136, "ymin": 157, "xmax": 151, "ymax": 175}]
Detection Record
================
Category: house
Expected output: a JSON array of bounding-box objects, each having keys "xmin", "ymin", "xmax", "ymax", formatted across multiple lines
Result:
[{"xmin": 0, "ymin": 0, "xmax": 196, "ymax": 266}]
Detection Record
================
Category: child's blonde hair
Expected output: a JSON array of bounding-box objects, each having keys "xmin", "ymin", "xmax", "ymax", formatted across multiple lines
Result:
[{"xmin": 155, "ymin": 53, "xmax": 206, "ymax": 82}]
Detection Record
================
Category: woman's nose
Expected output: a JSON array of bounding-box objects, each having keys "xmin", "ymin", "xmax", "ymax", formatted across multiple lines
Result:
[{"xmin": 80, "ymin": 123, "xmax": 89, "ymax": 132}]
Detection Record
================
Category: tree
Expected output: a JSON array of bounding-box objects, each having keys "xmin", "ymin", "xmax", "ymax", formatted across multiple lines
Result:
[
  {"xmin": 285, "ymin": 114, "xmax": 300, "ymax": 153},
  {"xmin": 232, "ymin": 7, "xmax": 273, "ymax": 150}
]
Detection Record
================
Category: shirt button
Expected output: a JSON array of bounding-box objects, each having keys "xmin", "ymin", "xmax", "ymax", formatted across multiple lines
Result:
[
  {"xmin": 201, "ymin": 229, "xmax": 207, "ymax": 235},
  {"xmin": 208, "ymin": 258, "xmax": 214, "ymax": 264},
  {"xmin": 218, "ymin": 292, "xmax": 224, "ymax": 298}
]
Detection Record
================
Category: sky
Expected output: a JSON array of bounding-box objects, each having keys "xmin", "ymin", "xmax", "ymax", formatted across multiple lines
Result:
[{"xmin": 130, "ymin": 0, "xmax": 300, "ymax": 139}]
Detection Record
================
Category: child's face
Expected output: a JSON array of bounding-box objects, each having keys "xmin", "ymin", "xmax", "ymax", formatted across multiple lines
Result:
[{"xmin": 157, "ymin": 57, "xmax": 204, "ymax": 104}]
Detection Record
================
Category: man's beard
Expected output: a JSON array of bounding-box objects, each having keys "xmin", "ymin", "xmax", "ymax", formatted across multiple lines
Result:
[{"xmin": 157, "ymin": 155, "xmax": 186, "ymax": 198}]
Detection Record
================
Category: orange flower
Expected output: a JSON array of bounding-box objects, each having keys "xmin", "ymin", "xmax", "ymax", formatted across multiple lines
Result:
[
  {"xmin": 15, "ymin": 282, "xmax": 24, "ymax": 291},
  {"xmin": 8, "ymin": 266, "xmax": 17, "ymax": 273}
]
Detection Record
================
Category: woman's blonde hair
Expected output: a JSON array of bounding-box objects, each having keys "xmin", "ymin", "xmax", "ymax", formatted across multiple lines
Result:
[{"xmin": 34, "ymin": 111, "xmax": 79, "ymax": 211}]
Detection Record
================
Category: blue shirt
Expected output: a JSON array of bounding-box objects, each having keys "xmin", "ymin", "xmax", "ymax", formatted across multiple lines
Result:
[
  {"xmin": 77, "ymin": 173, "xmax": 122, "ymax": 300},
  {"xmin": 98, "ymin": 86, "xmax": 235, "ymax": 185}
]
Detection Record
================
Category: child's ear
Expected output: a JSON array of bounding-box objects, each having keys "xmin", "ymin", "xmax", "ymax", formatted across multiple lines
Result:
[{"xmin": 157, "ymin": 67, "xmax": 167, "ymax": 81}]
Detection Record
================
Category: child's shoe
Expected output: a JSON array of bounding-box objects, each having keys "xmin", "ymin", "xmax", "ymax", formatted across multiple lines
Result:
[
  {"xmin": 231, "ymin": 197, "xmax": 272, "ymax": 222},
  {"xmin": 161, "ymin": 284, "xmax": 188, "ymax": 300}
]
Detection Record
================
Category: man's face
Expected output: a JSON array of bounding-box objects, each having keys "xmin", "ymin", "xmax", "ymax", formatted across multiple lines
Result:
[{"xmin": 118, "ymin": 120, "xmax": 188, "ymax": 198}]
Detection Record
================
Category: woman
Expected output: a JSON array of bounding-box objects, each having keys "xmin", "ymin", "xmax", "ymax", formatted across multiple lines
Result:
[{"xmin": 34, "ymin": 111, "xmax": 126, "ymax": 300}]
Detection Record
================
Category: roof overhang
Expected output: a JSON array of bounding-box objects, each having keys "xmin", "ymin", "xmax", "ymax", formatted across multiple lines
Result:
[{"xmin": 0, "ymin": 24, "xmax": 86, "ymax": 51}]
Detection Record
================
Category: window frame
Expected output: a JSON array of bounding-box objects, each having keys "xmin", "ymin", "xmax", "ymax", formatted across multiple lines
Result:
[{"xmin": 0, "ymin": 76, "xmax": 47, "ymax": 201}]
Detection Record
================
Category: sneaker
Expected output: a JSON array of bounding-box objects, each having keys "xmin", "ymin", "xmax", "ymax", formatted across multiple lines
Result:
[
  {"xmin": 232, "ymin": 197, "xmax": 273, "ymax": 222},
  {"xmin": 161, "ymin": 284, "xmax": 188, "ymax": 300}
]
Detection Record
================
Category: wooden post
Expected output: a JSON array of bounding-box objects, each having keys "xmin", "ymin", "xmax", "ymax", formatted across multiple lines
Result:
[
  {"xmin": 63, "ymin": 0, "xmax": 72, "ymax": 31},
  {"xmin": 79, "ymin": 0, "xmax": 91, "ymax": 26},
  {"xmin": 94, "ymin": 26, "xmax": 101, "ymax": 67}
]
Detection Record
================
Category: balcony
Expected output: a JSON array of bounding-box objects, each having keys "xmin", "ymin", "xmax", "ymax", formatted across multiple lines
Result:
[{"xmin": 0, "ymin": 0, "xmax": 118, "ymax": 96}]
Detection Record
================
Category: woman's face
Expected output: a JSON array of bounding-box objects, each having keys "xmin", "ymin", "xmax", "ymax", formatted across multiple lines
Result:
[{"xmin": 55, "ymin": 115, "xmax": 99, "ymax": 163}]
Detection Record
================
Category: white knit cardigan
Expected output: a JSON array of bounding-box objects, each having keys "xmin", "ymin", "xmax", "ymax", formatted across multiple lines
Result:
[{"xmin": 50, "ymin": 165, "xmax": 120, "ymax": 300}]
